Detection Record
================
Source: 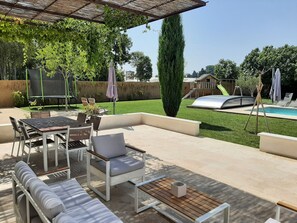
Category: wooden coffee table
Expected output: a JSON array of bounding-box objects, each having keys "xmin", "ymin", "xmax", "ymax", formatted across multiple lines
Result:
[{"xmin": 135, "ymin": 176, "xmax": 230, "ymax": 223}]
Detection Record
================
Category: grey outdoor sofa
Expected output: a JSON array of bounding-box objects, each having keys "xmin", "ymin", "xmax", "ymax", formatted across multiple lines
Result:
[{"xmin": 12, "ymin": 161, "xmax": 122, "ymax": 223}]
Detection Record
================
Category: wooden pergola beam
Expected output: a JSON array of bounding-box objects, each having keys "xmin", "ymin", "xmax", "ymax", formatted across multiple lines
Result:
[{"xmin": 0, "ymin": 1, "xmax": 102, "ymax": 23}]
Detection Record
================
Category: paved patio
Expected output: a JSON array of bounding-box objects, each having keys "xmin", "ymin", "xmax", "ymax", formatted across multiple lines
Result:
[{"xmin": 1, "ymin": 108, "xmax": 297, "ymax": 222}]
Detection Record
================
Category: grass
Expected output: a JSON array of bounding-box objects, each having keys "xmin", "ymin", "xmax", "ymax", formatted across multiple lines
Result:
[{"xmin": 24, "ymin": 99, "xmax": 297, "ymax": 148}]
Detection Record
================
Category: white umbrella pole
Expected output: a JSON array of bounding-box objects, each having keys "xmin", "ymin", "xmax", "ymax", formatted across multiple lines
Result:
[{"xmin": 113, "ymin": 98, "xmax": 115, "ymax": 115}]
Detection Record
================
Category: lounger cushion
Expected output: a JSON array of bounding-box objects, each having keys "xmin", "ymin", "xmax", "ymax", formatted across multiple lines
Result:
[
  {"xmin": 52, "ymin": 213, "xmax": 78, "ymax": 223},
  {"xmin": 91, "ymin": 156, "xmax": 145, "ymax": 177},
  {"xmin": 14, "ymin": 161, "xmax": 37, "ymax": 189},
  {"xmin": 30, "ymin": 178, "xmax": 65, "ymax": 220},
  {"xmin": 65, "ymin": 199, "xmax": 122, "ymax": 223},
  {"xmin": 92, "ymin": 133, "xmax": 127, "ymax": 159},
  {"xmin": 49, "ymin": 179, "xmax": 92, "ymax": 209}
]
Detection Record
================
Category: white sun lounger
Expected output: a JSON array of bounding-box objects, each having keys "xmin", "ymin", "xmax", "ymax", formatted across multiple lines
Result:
[{"xmin": 276, "ymin": 93, "xmax": 293, "ymax": 106}]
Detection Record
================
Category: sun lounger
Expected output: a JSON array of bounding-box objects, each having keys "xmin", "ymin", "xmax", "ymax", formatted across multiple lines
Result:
[
  {"xmin": 276, "ymin": 93, "xmax": 293, "ymax": 106},
  {"xmin": 288, "ymin": 99, "xmax": 297, "ymax": 108}
]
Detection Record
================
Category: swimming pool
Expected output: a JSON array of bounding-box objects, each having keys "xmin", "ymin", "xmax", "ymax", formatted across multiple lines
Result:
[{"xmin": 257, "ymin": 106, "xmax": 297, "ymax": 116}]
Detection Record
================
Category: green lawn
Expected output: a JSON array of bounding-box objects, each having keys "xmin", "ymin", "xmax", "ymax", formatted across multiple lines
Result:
[{"xmin": 25, "ymin": 99, "xmax": 297, "ymax": 148}]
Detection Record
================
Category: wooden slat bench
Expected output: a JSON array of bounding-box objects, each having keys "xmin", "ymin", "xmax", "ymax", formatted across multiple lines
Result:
[{"xmin": 135, "ymin": 176, "xmax": 230, "ymax": 223}]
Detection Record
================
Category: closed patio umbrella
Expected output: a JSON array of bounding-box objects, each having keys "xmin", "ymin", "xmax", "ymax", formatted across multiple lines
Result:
[
  {"xmin": 106, "ymin": 61, "xmax": 118, "ymax": 114},
  {"xmin": 273, "ymin": 68, "xmax": 281, "ymax": 102},
  {"xmin": 269, "ymin": 68, "xmax": 281, "ymax": 103}
]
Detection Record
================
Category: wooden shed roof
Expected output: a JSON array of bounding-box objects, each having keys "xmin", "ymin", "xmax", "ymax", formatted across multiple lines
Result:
[{"xmin": 0, "ymin": 0, "xmax": 206, "ymax": 25}]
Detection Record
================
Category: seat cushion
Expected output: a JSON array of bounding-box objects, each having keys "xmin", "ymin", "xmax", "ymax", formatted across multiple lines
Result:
[
  {"xmin": 30, "ymin": 178, "xmax": 65, "ymax": 220},
  {"xmin": 14, "ymin": 161, "xmax": 37, "ymax": 189},
  {"xmin": 91, "ymin": 133, "xmax": 127, "ymax": 159},
  {"xmin": 49, "ymin": 178, "xmax": 92, "ymax": 209},
  {"xmin": 52, "ymin": 212, "xmax": 78, "ymax": 223},
  {"xmin": 62, "ymin": 199, "xmax": 122, "ymax": 223},
  {"xmin": 91, "ymin": 156, "xmax": 145, "ymax": 177}
]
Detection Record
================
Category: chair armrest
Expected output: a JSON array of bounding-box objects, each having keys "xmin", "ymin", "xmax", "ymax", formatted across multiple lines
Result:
[
  {"xmin": 125, "ymin": 144, "xmax": 146, "ymax": 153},
  {"xmin": 277, "ymin": 201, "xmax": 297, "ymax": 212},
  {"xmin": 87, "ymin": 150, "xmax": 110, "ymax": 161}
]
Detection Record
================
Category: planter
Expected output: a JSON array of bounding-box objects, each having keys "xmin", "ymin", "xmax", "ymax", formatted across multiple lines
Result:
[{"xmin": 171, "ymin": 181, "xmax": 187, "ymax": 198}]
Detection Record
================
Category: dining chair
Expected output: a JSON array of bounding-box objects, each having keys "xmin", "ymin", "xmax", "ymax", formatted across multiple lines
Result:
[
  {"xmin": 30, "ymin": 111, "xmax": 51, "ymax": 118},
  {"xmin": 81, "ymin": 97, "xmax": 89, "ymax": 108},
  {"xmin": 88, "ymin": 98, "xmax": 96, "ymax": 106},
  {"xmin": 59, "ymin": 124, "xmax": 93, "ymax": 175},
  {"xmin": 89, "ymin": 115, "xmax": 101, "ymax": 136},
  {"xmin": 18, "ymin": 121, "xmax": 54, "ymax": 164},
  {"xmin": 77, "ymin": 112, "xmax": 87, "ymax": 123},
  {"xmin": 9, "ymin": 117, "xmax": 22, "ymax": 157}
]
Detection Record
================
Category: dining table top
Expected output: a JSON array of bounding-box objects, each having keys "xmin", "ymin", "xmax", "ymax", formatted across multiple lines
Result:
[{"xmin": 20, "ymin": 116, "xmax": 87, "ymax": 133}]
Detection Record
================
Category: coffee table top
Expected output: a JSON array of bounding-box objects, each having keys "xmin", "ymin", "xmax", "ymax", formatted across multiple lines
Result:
[{"xmin": 138, "ymin": 177, "xmax": 223, "ymax": 221}]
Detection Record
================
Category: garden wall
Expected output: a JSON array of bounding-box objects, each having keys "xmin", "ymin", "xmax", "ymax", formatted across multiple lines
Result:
[{"xmin": 0, "ymin": 80, "xmax": 191, "ymax": 108}]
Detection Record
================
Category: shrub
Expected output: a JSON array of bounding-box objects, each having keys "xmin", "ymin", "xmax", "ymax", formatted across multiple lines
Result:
[{"xmin": 12, "ymin": 91, "xmax": 26, "ymax": 107}]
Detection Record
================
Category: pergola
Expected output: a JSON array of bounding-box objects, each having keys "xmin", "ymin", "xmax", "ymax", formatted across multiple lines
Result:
[{"xmin": 0, "ymin": 0, "xmax": 206, "ymax": 24}]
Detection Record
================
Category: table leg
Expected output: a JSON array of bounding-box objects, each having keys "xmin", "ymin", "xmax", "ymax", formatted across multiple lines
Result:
[
  {"xmin": 43, "ymin": 134, "xmax": 48, "ymax": 172},
  {"xmin": 195, "ymin": 203, "xmax": 230, "ymax": 223}
]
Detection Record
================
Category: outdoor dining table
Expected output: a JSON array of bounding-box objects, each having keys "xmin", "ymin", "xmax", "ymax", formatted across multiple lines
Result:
[{"xmin": 20, "ymin": 116, "xmax": 87, "ymax": 172}]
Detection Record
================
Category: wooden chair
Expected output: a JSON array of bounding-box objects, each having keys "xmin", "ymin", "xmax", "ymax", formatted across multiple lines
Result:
[
  {"xmin": 88, "ymin": 98, "xmax": 96, "ymax": 106},
  {"xmin": 89, "ymin": 115, "xmax": 101, "ymax": 136},
  {"xmin": 30, "ymin": 111, "xmax": 51, "ymax": 118},
  {"xmin": 87, "ymin": 133, "xmax": 146, "ymax": 201},
  {"xmin": 59, "ymin": 124, "xmax": 93, "ymax": 176},
  {"xmin": 81, "ymin": 97, "xmax": 89, "ymax": 108},
  {"xmin": 77, "ymin": 112, "xmax": 87, "ymax": 123}
]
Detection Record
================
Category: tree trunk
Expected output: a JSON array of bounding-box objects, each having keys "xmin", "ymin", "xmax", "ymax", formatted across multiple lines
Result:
[{"xmin": 64, "ymin": 78, "xmax": 68, "ymax": 111}]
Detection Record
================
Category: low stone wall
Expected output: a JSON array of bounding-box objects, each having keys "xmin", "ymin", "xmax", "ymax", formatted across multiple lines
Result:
[
  {"xmin": 258, "ymin": 132, "xmax": 297, "ymax": 159},
  {"xmin": 100, "ymin": 113, "xmax": 200, "ymax": 136},
  {"xmin": 0, "ymin": 124, "xmax": 14, "ymax": 143}
]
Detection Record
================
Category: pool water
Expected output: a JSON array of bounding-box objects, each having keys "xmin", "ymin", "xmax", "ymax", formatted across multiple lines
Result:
[{"xmin": 257, "ymin": 106, "xmax": 297, "ymax": 116}]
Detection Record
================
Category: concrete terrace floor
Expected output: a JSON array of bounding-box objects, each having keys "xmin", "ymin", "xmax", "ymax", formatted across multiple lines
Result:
[{"xmin": 1, "ymin": 108, "xmax": 297, "ymax": 222}]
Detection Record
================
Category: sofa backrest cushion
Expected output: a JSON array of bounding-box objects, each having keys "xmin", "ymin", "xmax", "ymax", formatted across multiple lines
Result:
[
  {"xmin": 30, "ymin": 178, "xmax": 65, "ymax": 220},
  {"xmin": 53, "ymin": 212, "xmax": 78, "ymax": 223},
  {"xmin": 14, "ymin": 161, "xmax": 37, "ymax": 189},
  {"xmin": 92, "ymin": 133, "xmax": 127, "ymax": 159}
]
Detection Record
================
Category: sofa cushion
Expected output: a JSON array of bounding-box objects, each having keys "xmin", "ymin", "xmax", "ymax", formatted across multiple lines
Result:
[
  {"xmin": 65, "ymin": 199, "xmax": 122, "ymax": 223},
  {"xmin": 30, "ymin": 178, "xmax": 65, "ymax": 220},
  {"xmin": 49, "ymin": 178, "xmax": 92, "ymax": 209},
  {"xmin": 92, "ymin": 133, "xmax": 127, "ymax": 159},
  {"xmin": 91, "ymin": 156, "xmax": 145, "ymax": 177},
  {"xmin": 14, "ymin": 161, "xmax": 37, "ymax": 189},
  {"xmin": 52, "ymin": 212, "xmax": 78, "ymax": 223}
]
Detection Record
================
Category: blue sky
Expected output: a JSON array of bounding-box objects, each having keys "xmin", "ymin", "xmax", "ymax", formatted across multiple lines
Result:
[{"xmin": 123, "ymin": 0, "xmax": 297, "ymax": 77}]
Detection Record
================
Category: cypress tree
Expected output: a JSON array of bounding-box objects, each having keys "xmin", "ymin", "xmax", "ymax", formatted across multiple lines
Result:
[{"xmin": 158, "ymin": 15, "xmax": 185, "ymax": 117}]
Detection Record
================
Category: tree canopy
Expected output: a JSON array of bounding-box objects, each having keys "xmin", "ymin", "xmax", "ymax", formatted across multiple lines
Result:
[
  {"xmin": 214, "ymin": 59, "xmax": 239, "ymax": 80},
  {"xmin": 0, "ymin": 10, "xmax": 145, "ymax": 80},
  {"xmin": 240, "ymin": 45, "xmax": 297, "ymax": 96},
  {"xmin": 130, "ymin": 51, "xmax": 152, "ymax": 81}
]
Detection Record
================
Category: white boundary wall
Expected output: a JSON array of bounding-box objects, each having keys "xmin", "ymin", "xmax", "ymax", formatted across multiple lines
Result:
[{"xmin": 258, "ymin": 132, "xmax": 297, "ymax": 159}]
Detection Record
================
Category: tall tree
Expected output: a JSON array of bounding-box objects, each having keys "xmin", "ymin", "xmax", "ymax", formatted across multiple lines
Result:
[
  {"xmin": 214, "ymin": 59, "xmax": 239, "ymax": 79},
  {"xmin": 130, "ymin": 51, "xmax": 152, "ymax": 81},
  {"xmin": 158, "ymin": 14, "xmax": 185, "ymax": 117}
]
